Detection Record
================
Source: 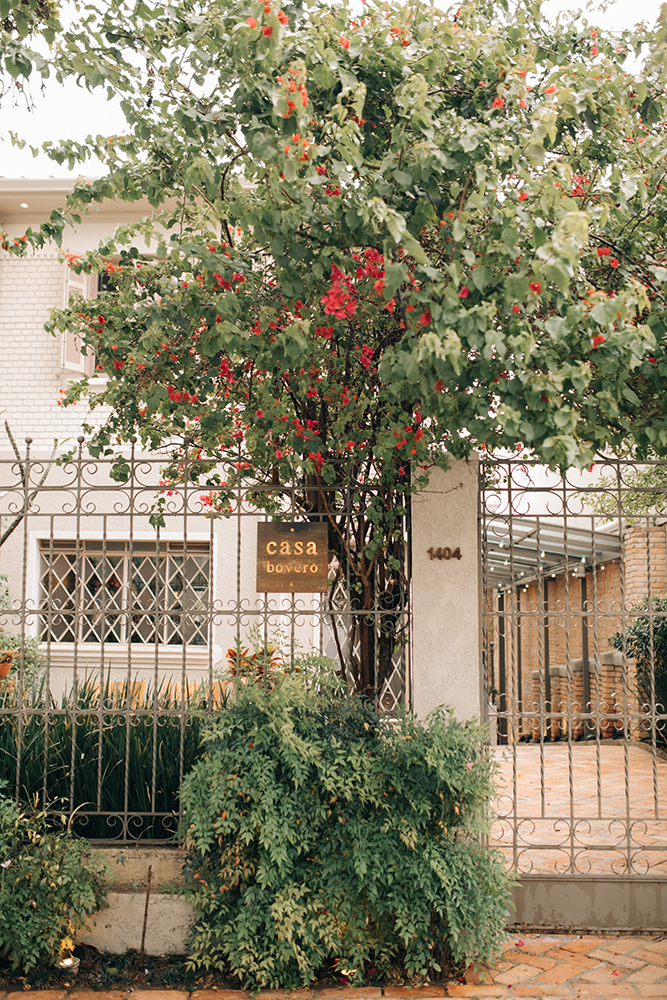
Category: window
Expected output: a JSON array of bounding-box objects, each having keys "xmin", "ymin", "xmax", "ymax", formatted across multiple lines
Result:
[
  {"xmin": 38, "ymin": 540, "xmax": 210, "ymax": 646},
  {"xmin": 61, "ymin": 266, "xmax": 98, "ymax": 375}
]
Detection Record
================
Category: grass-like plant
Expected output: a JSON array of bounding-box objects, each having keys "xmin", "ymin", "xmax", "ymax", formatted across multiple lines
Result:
[
  {"xmin": 179, "ymin": 665, "xmax": 511, "ymax": 989},
  {"xmin": 0, "ymin": 675, "xmax": 226, "ymax": 840}
]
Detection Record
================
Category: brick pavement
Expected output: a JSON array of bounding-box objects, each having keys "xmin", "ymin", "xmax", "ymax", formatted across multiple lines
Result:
[
  {"xmin": 2, "ymin": 934, "xmax": 667, "ymax": 1000},
  {"xmin": 491, "ymin": 744, "xmax": 667, "ymax": 875}
]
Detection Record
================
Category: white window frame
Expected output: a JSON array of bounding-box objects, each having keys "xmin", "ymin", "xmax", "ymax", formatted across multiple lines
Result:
[
  {"xmin": 61, "ymin": 264, "xmax": 99, "ymax": 376},
  {"xmin": 36, "ymin": 535, "xmax": 212, "ymax": 648}
]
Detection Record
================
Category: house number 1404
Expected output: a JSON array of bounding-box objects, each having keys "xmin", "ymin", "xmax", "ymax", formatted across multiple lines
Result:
[{"xmin": 427, "ymin": 546, "xmax": 462, "ymax": 561}]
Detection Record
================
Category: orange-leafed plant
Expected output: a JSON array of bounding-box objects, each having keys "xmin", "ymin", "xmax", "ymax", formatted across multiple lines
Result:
[{"xmin": 226, "ymin": 643, "xmax": 283, "ymax": 685}]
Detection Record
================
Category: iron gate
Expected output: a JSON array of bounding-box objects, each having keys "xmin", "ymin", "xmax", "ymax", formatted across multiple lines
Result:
[{"xmin": 480, "ymin": 456, "xmax": 667, "ymax": 880}]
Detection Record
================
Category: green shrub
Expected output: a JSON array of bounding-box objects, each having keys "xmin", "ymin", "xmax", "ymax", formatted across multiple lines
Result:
[
  {"xmin": 610, "ymin": 596, "xmax": 667, "ymax": 745},
  {"xmin": 179, "ymin": 670, "xmax": 511, "ymax": 989},
  {"xmin": 0, "ymin": 780, "xmax": 108, "ymax": 972}
]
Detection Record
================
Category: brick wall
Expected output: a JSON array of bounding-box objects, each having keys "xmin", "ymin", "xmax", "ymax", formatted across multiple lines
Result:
[
  {"xmin": 0, "ymin": 252, "xmax": 108, "ymax": 452},
  {"xmin": 486, "ymin": 520, "xmax": 667, "ymax": 742},
  {"xmin": 624, "ymin": 521, "xmax": 667, "ymax": 607},
  {"xmin": 485, "ymin": 558, "xmax": 640, "ymax": 740}
]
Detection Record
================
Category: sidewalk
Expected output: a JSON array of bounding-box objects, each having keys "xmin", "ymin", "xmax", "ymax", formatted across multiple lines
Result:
[{"xmin": 2, "ymin": 935, "xmax": 667, "ymax": 1000}]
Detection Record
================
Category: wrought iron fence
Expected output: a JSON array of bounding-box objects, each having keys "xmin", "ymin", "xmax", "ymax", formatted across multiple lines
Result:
[
  {"xmin": 0, "ymin": 437, "xmax": 410, "ymax": 842},
  {"xmin": 480, "ymin": 456, "xmax": 667, "ymax": 878}
]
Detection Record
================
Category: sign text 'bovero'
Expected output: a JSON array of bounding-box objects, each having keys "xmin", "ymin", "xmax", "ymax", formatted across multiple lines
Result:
[{"xmin": 256, "ymin": 522, "xmax": 329, "ymax": 592}]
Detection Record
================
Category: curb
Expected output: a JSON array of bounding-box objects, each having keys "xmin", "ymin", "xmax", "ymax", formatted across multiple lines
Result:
[{"xmin": 0, "ymin": 987, "xmax": 455, "ymax": 1000}]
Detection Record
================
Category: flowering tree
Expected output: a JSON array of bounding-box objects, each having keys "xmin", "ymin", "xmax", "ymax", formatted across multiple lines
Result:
[
  {"xmin": 5, "ymin": 0, "xmax": 667, "ymax": 691},
  {"xmin": 0, "ymin": 0, "xmax": 60, "ymax": 103}
]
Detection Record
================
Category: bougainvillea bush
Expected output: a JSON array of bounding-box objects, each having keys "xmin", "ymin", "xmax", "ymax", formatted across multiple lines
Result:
[
  {"xmin": 5, "ymin": 0, "xmax": 667, "ymax": 689},
  {"xmin": 179, "ymin": 670, "xmax": 511, "ymax": 988}
]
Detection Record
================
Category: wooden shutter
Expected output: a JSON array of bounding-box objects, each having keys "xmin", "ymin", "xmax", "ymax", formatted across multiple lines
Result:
[{"xmin": 61, "ymin": 266, "xmax": 98, "ymax": 375}]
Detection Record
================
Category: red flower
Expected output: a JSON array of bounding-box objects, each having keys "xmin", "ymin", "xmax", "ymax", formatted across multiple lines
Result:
[
  {"xmin": 592, "ymin": 334, "xmax": 606, "ymax": 348},
  {"xmin": 609, "ymin": 258, "xmax": 619, "ymax": 267},
  {"xmin": 340, "ymin": 36, "xmax": 350, "ymax": 48},
  {"xmin": 262, "ymin": 25, "xmax": 273, "ymax": 36},
  {"xmin": 247, "ymin": 15, "xmax": 257, "ymax": 26},
  {"xmin": 459, "ymin": 286, "xmax": 470, "ymax": 298},
  {"xmin": 518, "ymin": 191, "xmax": 528, "ymax": 201},
  {"xmin": 544, "ymin": 85, "xmax": 557, "ymax": 94},
  {"xmin": 277, "ymin": 10, "xmax": 288, "ymax": 24},
  {"xmin": 491, "ymin": 96, "xmax": 505, "ymax": 109},
  {"xmin": 420, "ymin": 310, "xmax": 431, "ymax": 326},
  {"xmin": 597, "ymin": 247, "xmax": 611, "ymax": 257},
  {"xmin": 529, "ymin": 281, "xmax": 542, "ymax": 293},
  {"xmin": 590, "ymin": 45, "xmax": 598, "ymax": 56},
  {"xmin": 512, "ymin": 304, "xmax": 521, "ymax": 314}
]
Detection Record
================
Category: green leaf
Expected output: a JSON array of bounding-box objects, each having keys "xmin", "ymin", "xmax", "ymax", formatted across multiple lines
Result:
[
  {"xmin": 472, "ymin": 266, "xmax": 491, "ymax": 291},
  {"xmin": 501, "ymin": 227, "xmax": 518, "ymax": 249}
]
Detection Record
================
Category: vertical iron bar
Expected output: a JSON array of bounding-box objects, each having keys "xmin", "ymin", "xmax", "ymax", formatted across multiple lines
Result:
[
  {"xmin": 581, "ymin": 572, "xmax": 591, "ymax": 736},
  {"xmin": 497, "ymin": 590, "xmax": 507, "ymax": 744}
]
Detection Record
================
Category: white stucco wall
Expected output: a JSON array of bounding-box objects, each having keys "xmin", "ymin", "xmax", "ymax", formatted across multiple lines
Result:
[{"xmin": 411, "ymin": 458, "xmax": 481, "ymax": 722}]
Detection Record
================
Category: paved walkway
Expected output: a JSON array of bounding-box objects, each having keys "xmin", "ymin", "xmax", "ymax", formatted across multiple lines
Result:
[
  {"xmin": 3, "ymin": 934, "xmax": 667, "ymax": 999},
  {"xmin": 491, "ymin": 744, "xmax": 667, "ymax": 874}
]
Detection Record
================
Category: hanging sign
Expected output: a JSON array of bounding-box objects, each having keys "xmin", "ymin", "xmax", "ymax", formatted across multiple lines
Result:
[{"xmin": 256, "ymin": 522, "xmax": 329, "ymax": 592}]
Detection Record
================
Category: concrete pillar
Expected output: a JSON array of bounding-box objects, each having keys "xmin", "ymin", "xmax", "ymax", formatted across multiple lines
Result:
[{"xmin": 411, "ymin": 457, "xmax": 481, "ymax": 721}]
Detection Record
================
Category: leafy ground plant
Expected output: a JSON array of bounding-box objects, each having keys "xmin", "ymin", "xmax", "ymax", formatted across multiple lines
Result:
[
  {"xmin": 610, "ymin": 597, "xmax": 667, "ymax": 746},
  {"xmin": 0, "ymin": 781, "xmax": 108, "ymax": 972},
  {"xmin": 179, "ymin": 669, "xmax": 511, "ymax": 989}
]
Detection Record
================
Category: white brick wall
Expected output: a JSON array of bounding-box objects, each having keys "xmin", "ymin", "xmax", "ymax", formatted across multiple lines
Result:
[{"xmin": 0, "ymin": 252, "xmax": 109, "ymax": 453}]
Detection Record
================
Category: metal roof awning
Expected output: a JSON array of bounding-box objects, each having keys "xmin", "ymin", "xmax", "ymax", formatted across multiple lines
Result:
[{"xmin": 482, "ymin": 516, "xmax": 622, "ymax": 590}]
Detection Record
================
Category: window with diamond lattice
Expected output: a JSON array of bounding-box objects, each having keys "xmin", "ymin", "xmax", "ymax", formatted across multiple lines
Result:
[{"xmin": 38, "ymin": 541, "xmax": 210, "ymax": 645}]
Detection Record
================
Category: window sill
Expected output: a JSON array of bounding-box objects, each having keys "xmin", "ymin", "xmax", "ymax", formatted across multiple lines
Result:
[
  {"xmin": 59, "ymin": 371, "xmax": 109, "ymax": 389},
  {"xmin": 39, "ymin": 643, "xmax": 222, "ymax": 672}
]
